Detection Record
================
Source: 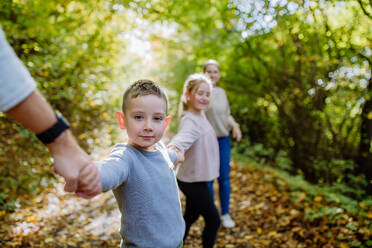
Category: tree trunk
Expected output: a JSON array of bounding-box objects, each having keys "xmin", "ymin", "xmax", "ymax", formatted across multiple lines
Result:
[{"xmin": 357, "ymin": 75, "xmax": 372, "ymax": 194}]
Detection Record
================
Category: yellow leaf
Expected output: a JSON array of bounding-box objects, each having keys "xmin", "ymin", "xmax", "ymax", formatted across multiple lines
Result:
[
  {"xmin": 359, "ymin": 202, "xmax": 366, "ymax": 208},
  {"xmin": 340, "ymin": 242, "xmax": 349, "ymax": 248},
  {"xmin": 314, "ymin": 196, "xmax": 322, "ymax": 202},
  {"xmin": 268, "ymin": 231, "xmax": 277, "ymax": 237},
  {"xmin": 297, "ymin": 192, "xmax": 306, "ymax": 201},
  {"xmin": 45, "ymin": 237, "xmax": 54, "ymax": 243},
  {"xmin": 257, "ymin": 227, "xmax": 262, "ymax": 234},
  {"xmin": 244, "ymin": 235, "xmax": 254, "ymax": 240},
  {"xmin": 366, "ymin": 211, "xmax": 372, "ymax": 219},
  {"xmin": 26, "ymin": 215, "xmax": 37, "ymax": 223}
]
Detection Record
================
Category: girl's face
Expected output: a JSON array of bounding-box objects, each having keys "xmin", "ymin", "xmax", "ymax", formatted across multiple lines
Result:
[
  {"xmin": 187, "ymin": 82, "xmax": 211, "ymax": 114},
  {"xmin": 204, "ymin": 64, "xmax": 220, "ymax": 86}
]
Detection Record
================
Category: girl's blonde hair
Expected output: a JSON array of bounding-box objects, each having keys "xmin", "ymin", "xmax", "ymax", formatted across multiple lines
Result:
[{"xmin": 179, "ymin": 73, "xmax": 213, "ymax": 117}]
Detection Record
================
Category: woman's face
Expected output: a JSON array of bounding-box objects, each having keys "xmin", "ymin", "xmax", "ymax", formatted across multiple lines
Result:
[{"xmin": 204, "ymin": 64, "xmax": 220, "ymax": 87}]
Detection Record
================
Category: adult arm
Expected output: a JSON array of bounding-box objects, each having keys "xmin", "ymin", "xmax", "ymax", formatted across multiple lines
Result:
[
  {"xmin": 228, "ymin": 116, "xmax": 242, "ymax": 142},
  {"xmin": 225, "ymin": 91, "xmax": 242, "ymax": 142},
  {"xmin": 5, "ymin": 90, "xmax": 101, "ymax": 197},
  {"xmin": 0, "ymin": 27, "xmax": 100, "ymax": 198}
]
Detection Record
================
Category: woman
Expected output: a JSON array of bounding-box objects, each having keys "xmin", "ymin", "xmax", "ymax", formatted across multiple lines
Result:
[{"xmin": 204, "ymin": 59, "xmax": 242, "ymax": 228}]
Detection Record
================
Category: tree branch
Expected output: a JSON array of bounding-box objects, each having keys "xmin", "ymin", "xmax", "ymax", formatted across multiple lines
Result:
[{"xmin": 357, "ymin": 0, "xmax": 372, "ymax": 19}]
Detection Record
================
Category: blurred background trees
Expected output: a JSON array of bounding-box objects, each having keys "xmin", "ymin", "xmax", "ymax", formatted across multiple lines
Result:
[{"xmin": 0, "ymin": 0, "xmax": 371, "ymax": 211}]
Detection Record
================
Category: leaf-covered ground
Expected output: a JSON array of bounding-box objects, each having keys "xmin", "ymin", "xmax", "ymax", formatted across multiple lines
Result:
[{"xmin": 0, "ymin": 162, "xmax": 364, "ymax": 248}]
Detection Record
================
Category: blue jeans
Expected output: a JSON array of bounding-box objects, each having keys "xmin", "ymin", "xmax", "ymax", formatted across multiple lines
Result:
[{"xmin": 208, "ymin": 136, "xmax": 231, "ymax": 215}]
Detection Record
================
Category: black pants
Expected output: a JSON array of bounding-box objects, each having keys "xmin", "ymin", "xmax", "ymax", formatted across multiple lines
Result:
[{"xmin": 178, "ymin": 180, "xmax": 220, "ymax": 248}]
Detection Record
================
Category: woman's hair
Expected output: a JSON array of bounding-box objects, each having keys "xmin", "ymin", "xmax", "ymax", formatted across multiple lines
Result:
[
  {"xmin": 179, "ymin": 73, "xmax": 213, "ymax": 116},
  {"xmin": 203, "ymin": 59, "xmax": 219, "ymax": 72}
]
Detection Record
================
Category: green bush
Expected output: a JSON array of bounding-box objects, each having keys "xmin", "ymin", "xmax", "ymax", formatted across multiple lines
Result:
[{"xmin": 0, "ymin": 0, "xmax": 123, "ymax": 212}]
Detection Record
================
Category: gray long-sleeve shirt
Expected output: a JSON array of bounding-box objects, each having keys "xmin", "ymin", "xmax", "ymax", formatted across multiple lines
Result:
[
  {"xmin": 0, "ymin": 27, "xmax": 36, "ymax": 112},
  {"xmin": 98, "ymin": 141, "xmax": 185, "ymax": 248}
]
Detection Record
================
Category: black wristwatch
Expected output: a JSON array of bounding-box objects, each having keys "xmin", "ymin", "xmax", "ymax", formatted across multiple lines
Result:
[{"xmin": 36, "ymin": 114, "xmax": 70, "ymax": 145}]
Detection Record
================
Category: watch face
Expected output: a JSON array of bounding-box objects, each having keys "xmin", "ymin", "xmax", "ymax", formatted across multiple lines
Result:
[{"xmin": 56, "ymin": 113, "xmax": 70, "ymax": 126}]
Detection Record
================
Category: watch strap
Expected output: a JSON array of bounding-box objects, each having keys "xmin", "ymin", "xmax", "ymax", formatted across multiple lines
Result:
[{"xmin": 36, "ymin": 115, "xmax": 70, "ymax": 145}]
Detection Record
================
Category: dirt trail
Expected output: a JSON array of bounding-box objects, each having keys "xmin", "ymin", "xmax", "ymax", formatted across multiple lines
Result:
[{"xmin": 1, "ymin": 162, "xmax": 337, "ymax": 248}]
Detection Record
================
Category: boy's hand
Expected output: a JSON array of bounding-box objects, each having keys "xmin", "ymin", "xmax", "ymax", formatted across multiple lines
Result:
[{"xmin": 75, "ymin": 162, "xmax": 102, "ymax": 199}]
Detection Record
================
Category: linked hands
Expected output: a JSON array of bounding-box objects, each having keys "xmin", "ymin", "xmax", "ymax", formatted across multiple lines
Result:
[
  {"xmin": 48, "ymin": 130, "xmax": 101, "ymax": 198},
  {"xmin": 168, "ymin": 145, "xmax": 184, "ymax": 166}
]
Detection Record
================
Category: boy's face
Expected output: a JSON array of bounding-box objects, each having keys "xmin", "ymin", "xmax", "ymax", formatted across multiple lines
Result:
[{"xmin": 119, "ymin": 95, "xmax": 169, "ymax": 151}]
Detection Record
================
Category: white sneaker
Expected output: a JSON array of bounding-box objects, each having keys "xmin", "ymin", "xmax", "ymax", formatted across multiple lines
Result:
[{"xmin": 221, "ymin": 214, "xmax": 235, "ymax": 228}]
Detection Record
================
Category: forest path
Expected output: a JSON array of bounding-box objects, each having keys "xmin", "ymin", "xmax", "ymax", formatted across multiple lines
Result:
[{"xmin": 1, "ymin": 161, "xmax": 348, "ymax": 248}]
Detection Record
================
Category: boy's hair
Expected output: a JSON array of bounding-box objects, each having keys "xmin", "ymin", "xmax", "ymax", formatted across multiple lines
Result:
[
  {"xmin": 122, "ymin": 79, "xmax": 169, "ymax": 114},
  {"xmin": 203, "ymin": 59, "xmax": 219, "ymax": 72},
  {"xmin": 179, "ymin": 73, "xmax": 212, "ymax": 115}
]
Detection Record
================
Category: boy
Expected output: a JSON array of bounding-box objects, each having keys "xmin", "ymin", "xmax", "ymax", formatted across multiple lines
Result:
[{"xmin": 84, "ymin": 80, "xmax": 185, "ymax": 247}]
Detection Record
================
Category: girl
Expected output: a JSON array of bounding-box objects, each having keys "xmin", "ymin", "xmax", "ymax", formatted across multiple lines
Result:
[
  {"xmin": 169, "ymin": 74, "xmax": 220, "ymax": 248},
  {"xmin": 203, "ymin": 59, "xmax": 242, "ymax": 228}
]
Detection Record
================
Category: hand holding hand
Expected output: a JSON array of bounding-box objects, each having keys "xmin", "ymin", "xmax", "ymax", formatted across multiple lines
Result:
[
  {"xmin": 48, "ymin": 131, "xmax": 101, "ymax": 198},
  {"xmin": 174, "ymin": 148, "xmax": 184, "ymax": 166},
  {"xmin": 168, "ymin": 145, "xmax": 184, "ymax": 166},
  {"xmin": 76, "ymin": 162, "xmax": 102, "ymax": 199}
]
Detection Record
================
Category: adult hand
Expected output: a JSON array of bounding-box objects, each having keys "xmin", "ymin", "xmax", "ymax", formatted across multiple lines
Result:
[
  {"xmin": 232, "ymin": 123, "xmax": 242, "ymax": 142},
  {"xmin": 47, "ymin": 130, "xmax": 101, "ymax": 198}
]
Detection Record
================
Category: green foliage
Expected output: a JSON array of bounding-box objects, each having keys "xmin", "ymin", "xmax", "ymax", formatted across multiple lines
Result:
[
  {"xmin": 231, "ymin": 138, "xmax": 275, "ymax": 165},
  {"xmin": 275, "ymin": 150, "xmax": 293, "ymax": 171},
  {"xmin": 133, "ymin": 0, "xmax": 372, "ymax": 195},
  {"xmin": 0, "ymin": 0, "xmax": 128, "ymax": 212},
  {"xmin": 1, "ymin": 0, "xmax": 371, "ymax": 211},
  {"xmin": 232, "ymin": 138, "xmax": 294, "ymax": 173}
]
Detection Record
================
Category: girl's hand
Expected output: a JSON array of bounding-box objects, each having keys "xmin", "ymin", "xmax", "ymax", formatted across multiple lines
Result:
[
  {"xmin": 174, "ymin": 148, "xmax": 184, "ymax": 165},
  {"xmin": 168, "ymin": 145, "xmax": 184, "ymax": 166},
  {"xmin": 232, "ymin": 123, "xmax": 242, "ymax": 142}
]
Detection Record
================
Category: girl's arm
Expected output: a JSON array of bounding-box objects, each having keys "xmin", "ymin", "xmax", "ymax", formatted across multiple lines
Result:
[{"xmin": 168, "ymin": 117, "xmax": 201, "ymax": 154}]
